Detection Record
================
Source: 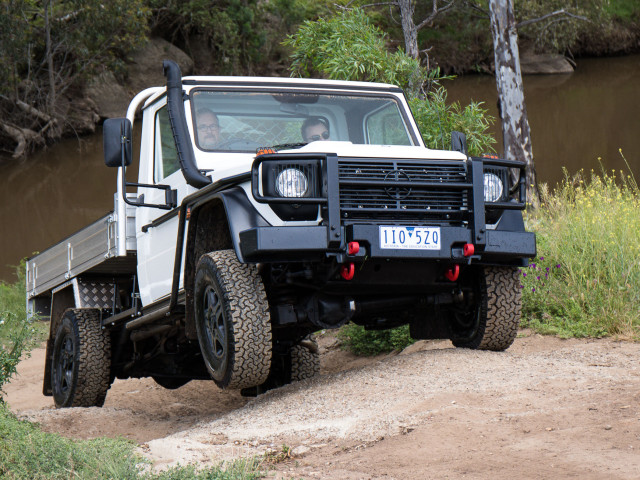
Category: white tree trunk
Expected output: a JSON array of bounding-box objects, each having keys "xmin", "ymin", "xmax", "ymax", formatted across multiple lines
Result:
[
  {"xmin": 398, "ymin": 0, "xmax": 419, "ymax": 59},
  {"xmin": 488, "ymin": 0, "xmax": 539, "ymax": 208}
]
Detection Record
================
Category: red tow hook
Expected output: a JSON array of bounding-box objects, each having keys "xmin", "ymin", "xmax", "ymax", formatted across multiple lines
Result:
[
  {"xmin": 463, "ymin": 243, "xmax": 475, "ymax": 257},
  {"xmin": 341, "ymin": 263, "xmax": 355, "ymax": 280},
  {"xmin": 347, "ymin": 241, "xmax": 360, "ymax": 255},
  {"xmin": 445, "ymin": 264, "xmax": 460, "ymax": 282}
]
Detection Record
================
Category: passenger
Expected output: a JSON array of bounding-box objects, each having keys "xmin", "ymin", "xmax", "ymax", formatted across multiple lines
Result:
[
  {"xmin": 301, "ymin": 117, "xmax": 330, "ymax": 143},
  {"xmin": 196, "ymin": 108, "xmax": 221, "ymax": 148}
]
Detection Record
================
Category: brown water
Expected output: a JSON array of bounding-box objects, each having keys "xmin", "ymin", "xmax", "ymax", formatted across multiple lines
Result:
[
  {"xmin": 446, "ymin": 55, "xmax": 640, "ymax": 185},
  {"xmin": 1, "ymin": 55, "xmax": 639, "ymax": 283}
]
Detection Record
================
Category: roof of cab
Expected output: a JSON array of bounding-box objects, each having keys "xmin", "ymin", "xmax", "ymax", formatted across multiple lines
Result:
[{"xmin": 181, "ymin": 76, "xmax": 403, "ymax": 92}]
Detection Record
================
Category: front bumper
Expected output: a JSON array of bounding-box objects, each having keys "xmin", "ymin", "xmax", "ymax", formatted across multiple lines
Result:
[
  {"xmin": 242, "ymin": 153, "xmax": 536, "ymax": 266},
  {"xmin": 239, "ymin": 224, "xmax": 536, "ymax": 265}
]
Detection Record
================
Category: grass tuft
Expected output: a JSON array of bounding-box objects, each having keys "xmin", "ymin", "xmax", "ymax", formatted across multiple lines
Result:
[
  {"xmin": 0, "ymin": 402, "xmax": 264, "ymax": 479},
  {"xmin": 338, "ymin": 323, "xmax": 414, "ymax": 356},
  {"xmin": 522, "ymin": 162, "xmax": 640, "ymax": 338}
]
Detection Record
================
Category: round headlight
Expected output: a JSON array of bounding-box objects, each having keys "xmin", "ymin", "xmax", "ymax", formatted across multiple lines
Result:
[
  {"xmin": 483, "ymin": 173, "xmax": 504, "ymax": 202},
  {"xmin": 276, "ymin": 168, "xmax": 309, "ymax": 198}
]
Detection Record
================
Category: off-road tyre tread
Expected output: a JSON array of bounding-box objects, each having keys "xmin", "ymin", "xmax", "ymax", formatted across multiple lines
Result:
[
  {"xmin": 53, "ymin": 308, "xmax": 111, "ymax": 408},
  {"xmin": 290, "ymin": 336, "xmax": 320, "ymax": 382},
  {"xmin": 196, "ymin": 250, "xmax": 272, "ymax": 390},
  {"xmin": 454, "ymin": 266, "xmax": 521, "ymax": 351}
]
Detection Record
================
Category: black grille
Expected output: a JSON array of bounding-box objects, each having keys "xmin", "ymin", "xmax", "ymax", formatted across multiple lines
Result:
[{"xmin": 338, "ymin": 159, "xmax": 470, "ymax": 221}]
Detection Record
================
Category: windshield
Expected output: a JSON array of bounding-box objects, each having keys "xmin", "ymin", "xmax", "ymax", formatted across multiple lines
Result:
[{"xmin": 190, "ymin": 89, "xmax": 416, "ymax": 152}]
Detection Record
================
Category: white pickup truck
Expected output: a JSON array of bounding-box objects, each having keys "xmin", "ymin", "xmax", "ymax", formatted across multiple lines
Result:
[{"xmin": 26, "ymin": 60, "xmax": 535, "ymax": 408}]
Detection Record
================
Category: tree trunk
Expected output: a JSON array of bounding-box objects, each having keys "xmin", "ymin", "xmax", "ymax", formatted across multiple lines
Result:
[
  {"xmin": 45, "ymin": 0, "xmax": 56, "ymax": 116},
  {"xmin": 488, "ymin": 0, "xmax": 539, "ymax": 208},
  {"xmin": 398, "ymin": 0, "xmax": 419, "ymax": 60}
]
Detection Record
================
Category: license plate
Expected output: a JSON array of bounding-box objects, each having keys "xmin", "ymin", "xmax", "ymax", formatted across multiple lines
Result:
[{"xmin": 379, "ymin": 226, "xmax": 441, "ymax": 250}]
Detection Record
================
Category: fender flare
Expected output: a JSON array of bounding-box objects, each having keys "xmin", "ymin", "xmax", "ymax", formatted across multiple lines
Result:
[{"xmin": 183, "ymin": 187, "xmax": 270, "ymax": 339}]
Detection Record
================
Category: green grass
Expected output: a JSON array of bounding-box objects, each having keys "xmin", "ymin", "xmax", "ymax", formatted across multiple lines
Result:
[
  {"xmin": 603, "ymin": 0, "xmax": 640, "ymax": 20},
  {"xmin": 0, "ymin": 402, "xmax": 264, "ymax": 479},
  {"xmin": 521, "ymin": 162, "xmax": 640, "ymax": 339},
  {"xmin": 0, "ymin": 264, "xmax": 46, "ymax": 394},
  {"xmin": 338, "ymin": 323, "xmax": 414, "ymax": 356}
]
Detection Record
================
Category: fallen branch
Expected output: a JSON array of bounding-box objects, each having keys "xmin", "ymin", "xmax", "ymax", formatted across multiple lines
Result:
[{"xmin": 0, "ymin": 122, "xmax": 45, "ymax": 159}]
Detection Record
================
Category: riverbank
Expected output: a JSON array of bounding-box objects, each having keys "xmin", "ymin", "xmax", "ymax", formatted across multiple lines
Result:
[
  {"xmin": 427, "ymin": 13, "xmax": 640, "ymax": 74},
  {"xmin": 1, "ymin": 3, "xmax": 639, "ymax": 162}
]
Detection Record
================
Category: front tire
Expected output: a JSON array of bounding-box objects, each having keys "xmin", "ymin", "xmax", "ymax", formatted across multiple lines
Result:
[
  {"xmin": 51, "ymin": 308, "xmax": 112, "ymax": 408},
  {"xmin": 194, "ymin": 250, "xmax": 272, "ymax": 389},
  {"xmin": 451, "ymin": 266, "xmax": 521, "ymax": 351}
]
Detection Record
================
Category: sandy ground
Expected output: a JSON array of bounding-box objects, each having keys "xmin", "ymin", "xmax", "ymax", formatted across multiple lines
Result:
[{"xmin": 4, "ymin": 331, "xmax": 640, "ymax": 479}]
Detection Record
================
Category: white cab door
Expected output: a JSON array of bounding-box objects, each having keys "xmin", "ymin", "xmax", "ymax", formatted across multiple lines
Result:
[{"xmin": 135, "ymin": 102, "xmax": 194, "ymax": 306}]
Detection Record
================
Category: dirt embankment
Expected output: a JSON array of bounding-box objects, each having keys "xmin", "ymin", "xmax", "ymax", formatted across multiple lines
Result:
[{"xmin": 5, "ymin": 331, "xmax": 640, "ymax": 479}]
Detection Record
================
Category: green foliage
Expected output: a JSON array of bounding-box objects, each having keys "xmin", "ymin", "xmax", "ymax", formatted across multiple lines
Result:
[
  {"xmin": 0, "ymin": 402, "xmax": 263, "ymax": 479},
  {"xmin": 514, "ymin": 0, "xmax": 609, "ymax": 53},
  {"xmin": 151, "ymin": 457, "xmax": 263, "ymax": 479},
  {"xmin": 409, "ymin": 86, "xmax": 495, "ymax": 155},
  {"xmin": 0, "ymin": 265, "xmax": 42, "ymax": 397},
  {"xmin": 338, "ymin": 323, "xmax": 414, "ymax": 356},
  {"xmin": 148, "ymin": 0, "xmax": 260, "ymax": 74},
  {"xmin": 0, "ymin": 402, "xmax": 143, "ymax": 479},
  {"xmin": 522, "ymin": 160, "xmax": 640, "ymax": 338},
  {"xmin": 0, "ymin": 0, "xmax": 149, "ymax": 97},
  {"xmin": 0, "ymin": 0, "xmax": 148, "ymax": 156},
  {"xmin": 147, "ymin": 0, "xmax": 330, "ymax": 75},
  {"xmin": 285, "ymin": 9, "xmax": 431, "ymax": 97},
  {"xmin": 602, "ymin": 0, "xmax": 640, "ymax": 19},
  {"xmin": 285, "ymin": 8, "xmax": 496, "ymax": 154}
]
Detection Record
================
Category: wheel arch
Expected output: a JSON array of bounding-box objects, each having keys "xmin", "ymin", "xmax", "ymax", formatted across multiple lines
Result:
[{"xmin": 184, "ymin": 187, "xmax": 270, "ymax": 339}]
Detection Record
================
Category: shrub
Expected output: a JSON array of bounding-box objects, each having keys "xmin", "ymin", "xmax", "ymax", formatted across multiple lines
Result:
[
  {"xmin": 284, "ymin": 8, "xmax": 496, "ymax": 156},
  {"xmin": 0, "ymin": 266, "xmax": 38, "ymax": 397},
  {"xmin": 522, "ymin": 163, "xmax": 640, "ymax": 338},
  {"xmin": 338, "ymin": 323, "xmax": 414, "ymax": 356}
]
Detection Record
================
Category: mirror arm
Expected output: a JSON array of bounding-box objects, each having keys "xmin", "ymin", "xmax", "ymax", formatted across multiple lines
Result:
[{"xmin": 119, "ymin": 133, "xmax": 177, "ymax": 211}]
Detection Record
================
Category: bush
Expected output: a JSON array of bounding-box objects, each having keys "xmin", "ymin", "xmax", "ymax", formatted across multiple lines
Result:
[
  {"xmin": 0, "ymin": 266, "xmax": 38, "ymax": 397},
  {"xmin": 0, "ymin": 401, "xmax": 263, "ymax": 479},
  {"xmin": 338, "ymin": 323, "xmax": 414, "ymax": 356},
  {"xmin": 284, "ymin": 8, "xmax": 496, "ymax": 156},
  {"xmin": 522, "ymin": 162, "xmax": 640, "ymax": 338}
]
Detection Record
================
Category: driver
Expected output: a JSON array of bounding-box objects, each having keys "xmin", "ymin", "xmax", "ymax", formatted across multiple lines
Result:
[
  {"xmin": 196, "ymin": 108, "xmax": 221, "ymax": 148},
  {"xmin": 301, "ymin": 117, "xmax": 330, "ymax": 143}
]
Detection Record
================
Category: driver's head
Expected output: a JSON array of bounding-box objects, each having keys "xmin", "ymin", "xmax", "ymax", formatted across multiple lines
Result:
[
  {"xmin": 196, "ymin": 109, "xmax": 220, "ymax": 148},
  {"xmin": 302, "ymin": 117, "xmax": 330, "ymax": 142}
]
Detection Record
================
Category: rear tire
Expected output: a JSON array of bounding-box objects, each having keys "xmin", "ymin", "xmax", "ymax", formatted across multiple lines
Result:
[
  {"xmin": 51, "ymin": 308, "xmax": 111, "ymax": 408},
  {"xmin": 290, "ymin": 336, "xmax": 320, "ymax": 382},
  {"xmin": 194, "ymin": 250, "xmax": 272, "ymax": 389},
  {"xmin": 451, "ymin": 266, "xmax": 521, "ymax": 351},
  {"xmin": 240, "ymin": 335, "xmax": 320, "ymax": 397}
]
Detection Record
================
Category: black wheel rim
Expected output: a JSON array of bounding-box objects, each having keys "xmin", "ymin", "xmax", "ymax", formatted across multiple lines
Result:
[
  {"xmin": 450, "ymin": 304, "xmax": 480, "ymax": 341},
  {"xmin": 202, "ymin": 285, "xmax": 226, "ymax": 363},
  {"xmin": 53, "ymin": 331, "xmax": 75, "ymax": 398}
]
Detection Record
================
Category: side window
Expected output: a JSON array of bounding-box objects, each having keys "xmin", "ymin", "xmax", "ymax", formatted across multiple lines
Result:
[
  {"xmin": 365, "ymin": 103, "xmax": 412, "ymax": 146},
  {"xmin": 154, "ymin": 107, "xmax": 180, "ymax": 182}
]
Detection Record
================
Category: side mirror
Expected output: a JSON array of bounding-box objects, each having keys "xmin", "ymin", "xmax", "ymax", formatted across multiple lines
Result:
[
  {"xmin": 104, "ymin": 118, "xmax": 132, "ymax": 167},
  {"xmin": 451, "ymin": 131, "xmax": 468, "ymax": 155}
]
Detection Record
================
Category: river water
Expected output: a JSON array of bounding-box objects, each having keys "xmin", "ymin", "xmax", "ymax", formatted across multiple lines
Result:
[{"xmin": 1, "ymin": 55, "xmax": 639, "ymax": 283}]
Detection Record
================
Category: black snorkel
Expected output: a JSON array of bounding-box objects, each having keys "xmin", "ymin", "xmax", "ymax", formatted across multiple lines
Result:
[{"xmin": 162, "ymin": 59, "xmax": 211, "ymax": 189}]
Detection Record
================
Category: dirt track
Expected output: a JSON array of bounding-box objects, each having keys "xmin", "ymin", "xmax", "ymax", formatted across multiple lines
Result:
[{"xmin": 5, "ymin": 331, "xmax": 640, "ymax": 479}]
